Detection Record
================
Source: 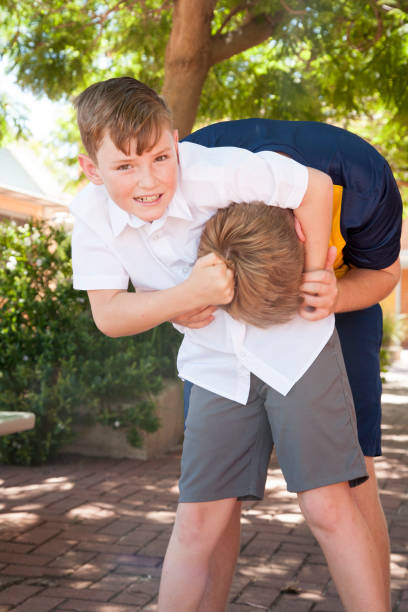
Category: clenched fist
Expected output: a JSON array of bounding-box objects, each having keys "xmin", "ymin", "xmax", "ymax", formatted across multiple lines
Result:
[{"xmin": 184, "ymin": 252, "xmax": 234, "ymax": 308}]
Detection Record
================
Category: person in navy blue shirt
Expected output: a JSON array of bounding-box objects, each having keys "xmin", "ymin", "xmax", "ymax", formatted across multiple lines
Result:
[{"xmin": 176, "ymin": 119, "xmax": 402, "ymax": 610}]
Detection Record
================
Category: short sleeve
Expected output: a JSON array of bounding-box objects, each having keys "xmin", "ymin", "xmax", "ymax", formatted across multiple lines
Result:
[
  {"xmin": 71, "ymin": 219, "xmax": 129, "ymax": 290},
  {"xmin": 178, "ymin": 142, "xmax": 308, "ymax": 212},
  {"xmin": 342, "ymin": 162, "xmax": 402, "ymax": 270}
]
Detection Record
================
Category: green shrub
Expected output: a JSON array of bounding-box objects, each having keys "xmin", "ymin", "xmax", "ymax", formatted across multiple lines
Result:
[
  {"xmin": 0, "ymin": 219, "xmax": 181, "ymax": 465},
  {"xmin": 400, "ymin": 315, "xmax": 408, "ymax": 349}
]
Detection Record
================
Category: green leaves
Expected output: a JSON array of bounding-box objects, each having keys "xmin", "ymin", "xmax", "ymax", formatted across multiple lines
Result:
[
  {"xmin": 0, "ymin": 219, "xmax": 181, "ymax": 465},
  {"xmin": 0, "ymin": 1, "xmax": 406, "ymax": 204}
]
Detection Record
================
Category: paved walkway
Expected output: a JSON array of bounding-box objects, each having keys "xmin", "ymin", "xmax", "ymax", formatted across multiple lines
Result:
[{"xmin": 1, "ymin": 353, "xmax": 407, "ymax": 611}]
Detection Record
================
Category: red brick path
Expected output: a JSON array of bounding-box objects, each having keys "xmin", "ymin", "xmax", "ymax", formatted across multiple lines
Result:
[{"xmin": 1, "ymin": 357, "xmax": 407, "ymax": 611}]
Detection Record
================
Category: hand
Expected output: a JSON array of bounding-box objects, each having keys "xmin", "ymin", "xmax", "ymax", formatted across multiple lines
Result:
[
  {"xmin": 185, "ymin": 252, "xmax": 234, "ymax": 308},
  {"xmin": 171, "ymin": 305, "xmax": 217, "ymax": 329},
  {"xmin": 299, "ymin": 246, "xmax": 338, "ymax": 321}
]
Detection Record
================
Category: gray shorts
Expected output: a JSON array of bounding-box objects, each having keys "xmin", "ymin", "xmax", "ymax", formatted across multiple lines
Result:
[{"xmin": 179, "ymin": 331, "xmax": 368, "ymax": 502}]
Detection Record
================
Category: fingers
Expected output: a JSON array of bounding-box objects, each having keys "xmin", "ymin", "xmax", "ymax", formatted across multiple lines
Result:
[
  {"xmin": 187, "ymin": 305, "xmax": 217, "ymax": 325},
  {"xmin": 182, "ymin": 315, "xmax": 215, "ymax": 329},
  {"xmin": 197, "ymin": 252, "xmax": 224, "ymax": 267},
  {"xmin": 302, "ymin": 293, "xmax": 329, "ymax": 307},
  {"xmin": 301, "ymin": 280, "xmax": 331, "ymax": 295},
  {"xmin": 299, "ymin": 304, "xmax": 331, "ymax": 321},
  {"xmin": 171, "ymin": 305, "xmax": 217, "ymax": 328},
  {"xmin": 301, "ymin": 269, "xmax": 334, "ymax": 285},
  {"xmin": 189, "ymin": 253, "xmax": 234, "ymax": 307}
]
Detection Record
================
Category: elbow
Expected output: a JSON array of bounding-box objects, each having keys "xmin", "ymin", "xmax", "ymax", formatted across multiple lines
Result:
[
  {"xmin": 388, "ymin": 258, "xmax": 401, "ymax": 289},
  {"xmin": 305, "ymin": 168, "xmax": 333, "ymax": 200},
  {"xmin": 318, "ymin": 169, "xmax": 333, "ymax": 194},
  {"xmin": 94, "ymin": 321, "xmax": 118, "ymax": 338},
  {"xmin": 92, "ymin": 312, "xmax": 121, "ymax": 338}
]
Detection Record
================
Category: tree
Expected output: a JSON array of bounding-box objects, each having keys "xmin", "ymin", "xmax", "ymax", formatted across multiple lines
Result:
[{"xmin": 0, "ymin": 0, "xmax": 407, "ymax": 193}]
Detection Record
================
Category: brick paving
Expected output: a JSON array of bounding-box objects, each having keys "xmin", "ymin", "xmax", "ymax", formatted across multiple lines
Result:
[{"xmin": 1, "ymin": 353, "xmax": 407, "ymax": 611}]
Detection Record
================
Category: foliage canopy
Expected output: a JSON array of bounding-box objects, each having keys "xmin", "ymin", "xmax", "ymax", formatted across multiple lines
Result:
[{"xmin": 0, "ymin": 1, "xmax": 407, "ymax": 192}]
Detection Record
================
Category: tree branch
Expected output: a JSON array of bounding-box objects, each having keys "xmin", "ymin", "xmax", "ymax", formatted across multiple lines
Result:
[
  {"xmin": 214, "ymin": 2, "xmax": 246, "ymax": 35},
  {"xmin": 213, "ymin": 1, "xmax": 257, "ymax": 35},
  {"xmin": 279, "ymin": 0, "xmax": 306, "ymax": 16},
  {"xmin": 209, "ymin": 10, "xmax": 286, "ymax": 65}
]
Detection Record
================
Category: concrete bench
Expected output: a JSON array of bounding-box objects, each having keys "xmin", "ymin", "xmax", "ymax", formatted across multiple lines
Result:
[{"xmin": 0, "ymin": 412, "xmax": 36, "ymax": 436}]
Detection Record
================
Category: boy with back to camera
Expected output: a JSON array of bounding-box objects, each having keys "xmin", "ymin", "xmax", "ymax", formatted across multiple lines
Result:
[
  {"xmin": 70, "ymin": 76, "xmax": 386, "ymax": 611},
  {"xmin": 182, "ymin": 118, "xmax": 402, "ymax": 611}
]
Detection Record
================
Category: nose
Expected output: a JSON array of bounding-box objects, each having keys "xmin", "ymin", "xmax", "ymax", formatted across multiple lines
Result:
[{"xmin": 137, "ymin": 164, "xmax": 156, "ymax": 190}]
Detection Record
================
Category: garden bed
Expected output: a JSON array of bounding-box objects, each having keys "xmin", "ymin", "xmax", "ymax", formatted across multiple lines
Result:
[{"xmin": 64, "ymin": 380, "xmax": 183, "ymax": 460}]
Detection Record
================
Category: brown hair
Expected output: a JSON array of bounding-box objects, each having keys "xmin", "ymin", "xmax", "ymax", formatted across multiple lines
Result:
[
  {"xmin": 198, "ymin": 202, "xmax": 304, "ymax": 328},
  {"xmin": 74, "ymin": 77, "xmax": 172, "ymax": 160}
]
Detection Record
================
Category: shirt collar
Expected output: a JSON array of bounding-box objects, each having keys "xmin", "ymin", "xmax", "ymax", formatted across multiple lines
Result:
[{"xmin": 108, "ymin": 182, "xmax": 193, "ymax": 238}]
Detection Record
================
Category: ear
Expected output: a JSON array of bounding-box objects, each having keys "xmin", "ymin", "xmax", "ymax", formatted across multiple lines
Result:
[
  {"xmin": 173, "ymin": 129, "xmax": 179, "ymax": 160},
  {"xmin": 294, "ymin": 217, "xmax": 306, "ymax": 242},
  {"xmin": 78, "ymin": 154, "xmax": 103, "ymax": 185}
]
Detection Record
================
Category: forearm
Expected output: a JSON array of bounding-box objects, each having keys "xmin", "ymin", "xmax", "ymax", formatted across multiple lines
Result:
[
  {"xmin": 88, "ymin": 252, "xmax": 234, "ymax": 338},
  {"xmin": 295, "ymin": 168, "xmax": 333, "ymax": 271},
  {"xmin": 88, "ymin": 283, "xmax": 197, "ymax": 338},
  {"xmin": 335, "ymin": 260, "xmax": 401, "ymax": 313}
]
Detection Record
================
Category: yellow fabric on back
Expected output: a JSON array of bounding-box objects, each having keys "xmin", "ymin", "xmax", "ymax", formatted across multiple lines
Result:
[{"xmin": 330, "ymin": 185, "xmax": 348, "ymax": 279}]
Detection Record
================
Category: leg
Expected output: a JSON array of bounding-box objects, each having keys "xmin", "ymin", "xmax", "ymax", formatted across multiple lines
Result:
[
  {"xmin": 351, "ymin": 456, "xmax": 390, "ymax": 608},
  {"xmin": 181, "ymin": 380, "xmax": 272, "ymax": 611},
  {"xmin": 298, "ymin": 482, "xmax": 387, "ymax": 611},
  {"xmin": 199, "ymin": 500, "xmax": 242, "ymax": 612},
  {"xmin": 264, "ymin": 332, "xmax": 386, "ymax": 608},
  {"xmin": 165, "ymin": 381, "xmax": 272, "ymax": 611},
  {"xmin": 158, "ymin": 498, "xmax": 238, "ymax": 611},
  {"xmin": 336, "ymin": 306, "xmax": 390, "ymax": 606}
]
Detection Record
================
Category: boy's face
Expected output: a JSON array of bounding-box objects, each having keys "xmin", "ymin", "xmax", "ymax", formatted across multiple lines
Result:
[{"xmin": 79, "ymin": 127, "xmax": 179, "ymax": 223}]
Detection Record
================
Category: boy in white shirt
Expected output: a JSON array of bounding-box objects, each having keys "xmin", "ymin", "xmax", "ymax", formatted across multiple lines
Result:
[{"xmin": 70, "ymin": 77, "xmax": 386, "ymax": 611}]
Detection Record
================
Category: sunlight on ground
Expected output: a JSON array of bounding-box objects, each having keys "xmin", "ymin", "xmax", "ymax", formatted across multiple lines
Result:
[
  {"xmin": 145, "ymin": 511, "xmax": 175, "ymax": 524},
  {"xmin": 67, "ymin": 504, "xmax": 116, "ymax": 521},
  {"xmin": 0, "ymin": 511, "xmax": 39, "ymax": 528},
  {"xmin": 274, "ymin": 513, "xmax": 304, "ymax": 525},
  {"xmin": 3, "ymin": 481, "xmax": 74, "ymax": 501},
  {"xmin": 382, "ymin": 433, "xmax": 408, "ymax": 442},
  {"xmin": 381, "ymin": 393, "xmax": 408, "ymax": 404}
]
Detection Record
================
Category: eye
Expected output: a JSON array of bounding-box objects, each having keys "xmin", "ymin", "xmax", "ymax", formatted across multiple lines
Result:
[
  {"xmin": 117, "ymin": 164, "xmax": 132, "ymax": 171},
  {"xmin": 155, "ymin": 154, "xmax": 168, "ymax": 162}
]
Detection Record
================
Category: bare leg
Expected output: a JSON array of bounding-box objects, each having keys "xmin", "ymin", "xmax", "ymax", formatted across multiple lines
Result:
[
  {"xmin": 298, "ymin": 481, "xmax": 386, "ymax": 612},
  {"xmin": 198, "ymin": 500, "xmax": 242, "ymax": 611},
  {"xmin": 158, "ymin": 498, "xmax": 237, "ymax": 612},
  {"xmin": 351, "ymin": 456, "xmax": 391, "ymax": 610}
]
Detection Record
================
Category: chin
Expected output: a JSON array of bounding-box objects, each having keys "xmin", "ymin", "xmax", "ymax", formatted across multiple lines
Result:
[{"xmin": 144, "ymin": 210, "xmax": 163, "ymax": 222}]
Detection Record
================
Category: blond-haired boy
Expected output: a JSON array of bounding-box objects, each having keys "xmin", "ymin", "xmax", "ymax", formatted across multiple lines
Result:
[
  {"xmin": 70, "ymin": 77, "xmax": 386, "ymax": 611},
  {"xmin": 198, "ymin": 201, "xmax": 304, "ymax": 327}
]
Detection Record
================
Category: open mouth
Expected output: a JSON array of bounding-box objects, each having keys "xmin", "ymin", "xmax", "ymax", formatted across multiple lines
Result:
[{"xmin": 134, "ymin": 194, "xmax": 162, "ymax": 206}]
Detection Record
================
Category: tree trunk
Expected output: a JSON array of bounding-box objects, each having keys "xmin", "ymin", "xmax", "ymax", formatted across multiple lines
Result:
[
  {"xmin": 162, "ymin": 0, "xmax": 217, "ymax": 138},
  {"xmin": 161, "ymin": 1, "xmax": 287, "ymax": 138}
]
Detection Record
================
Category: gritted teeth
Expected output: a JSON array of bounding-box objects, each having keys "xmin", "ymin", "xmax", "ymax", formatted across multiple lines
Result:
[{"xmin": 134, "ymin": 194, "xmax": 160, "ymax": 203}]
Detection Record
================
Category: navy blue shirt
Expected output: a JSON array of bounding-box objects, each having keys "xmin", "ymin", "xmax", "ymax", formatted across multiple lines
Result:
[{"xmin": 183, "ymin": 119, "xmax": 402, "ymax": 270}]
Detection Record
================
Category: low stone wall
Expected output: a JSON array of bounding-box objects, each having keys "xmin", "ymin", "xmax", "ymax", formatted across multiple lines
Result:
[{"xmin": 64, "ymin": 380, "xmax": 184, "ymax": 460}]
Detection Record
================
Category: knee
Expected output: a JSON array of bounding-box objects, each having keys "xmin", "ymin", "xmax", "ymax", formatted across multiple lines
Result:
[
  {"xmin": 299, "ymin": 485, "xmax": 350, "ymax": 536},
  {"xmin": 173, "ymin": 504, "xmax": 215, "ymax": 550}
]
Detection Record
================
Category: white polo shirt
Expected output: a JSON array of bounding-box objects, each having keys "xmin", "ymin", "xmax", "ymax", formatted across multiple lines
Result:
[{"xmin": 71, "ymin": 142, "xmax": 334, "ymax": 402}]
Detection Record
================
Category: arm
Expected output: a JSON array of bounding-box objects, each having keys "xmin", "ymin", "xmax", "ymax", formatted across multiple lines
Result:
[
  {"xmin": 294, "ymin": 167, "xmax": 333, "ymax": 272},
  {"xmin": 88, "ymin": 253, "xmax": 234, "ymax": 337},
  {"xmin": 172, "ymin": 167, "xmax": 333, "ymax": 330},
  {"xmin": 336, "ymin": 260, "xmax": 400, "ymax": 312},
  {"xmin": 300, "ymin": 255, "xmax": 401, "ymax": 320}
]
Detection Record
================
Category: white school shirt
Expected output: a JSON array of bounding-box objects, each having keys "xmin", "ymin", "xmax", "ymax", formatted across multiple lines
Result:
[{"xmin": 71, "ymin": 142, "xmax": 334, "ymax": 402}]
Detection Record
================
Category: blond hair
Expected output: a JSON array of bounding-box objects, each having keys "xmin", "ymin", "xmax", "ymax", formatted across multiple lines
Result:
[
  {"xmin": 74, "ymin": 77, "xmax": 172, "ymax": 160},
  {"xmin": 198, "ymin": 202, "xmax": 304, "ymax": 328}
]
